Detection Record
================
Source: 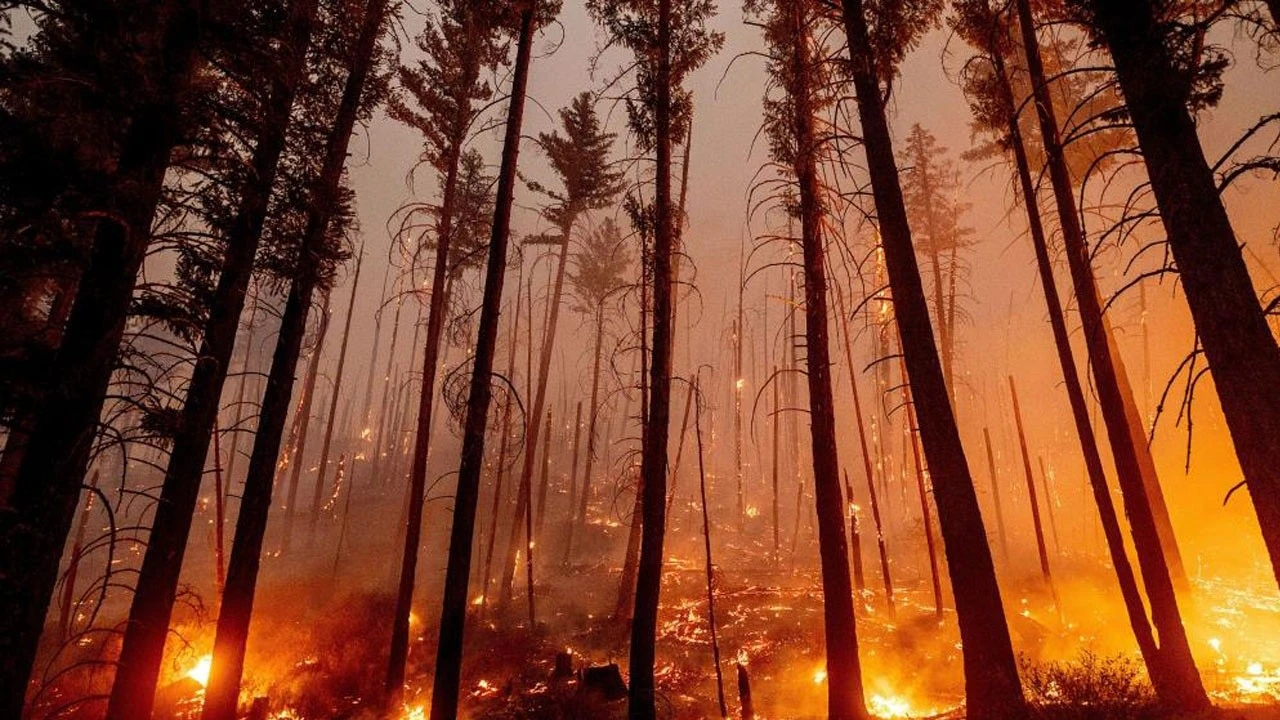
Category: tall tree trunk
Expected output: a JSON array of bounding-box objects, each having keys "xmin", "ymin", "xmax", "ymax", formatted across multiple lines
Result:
[
  {"xmin": 902, "ymin": 361, "xmax": 943, "ymax": 619},
  {"xmin": 0, "ymin": 5, "xmax": 204, "ymax": 711},
  {"xmin": 1008, "ymin": 377, "xmax": 1055, "ymax": 596},
  {"xmin": 429, "ymin": 6, "xmax": 539, "ymax": 718},
  {"xmin": 784, "ymin": 5, "xmax": 866, "ymax": 715},
  {"xmin": 833, "ymin": 267, "xmax": 876, "ymax": 594},
  {"xmin": 1086, "ymin": 0, "xmax": 1280, "ymax": 591},
  {"xmin": 483, "ymin": 280, "xmax": 523, "ymax": 602},
  {"xmin": 308, "ymin": 247, "xmax": 363, "ymax": 536},
  {"xmin": 567, "ymin": 304, "xmax": 608, "ymax": 560},
  {"xmin": 1015, "ymin": 0, "xmax": 1209, "ymax": 709},
  {"xmin": 693, "ymin": 380, "xmax": 728, "ymax": 718},
  {"xmin": 772, "ymin": 364, "xmax": 781, "ymax": 564},
  {"xmin": 384, "ymin": 86, "xmax": 476, "ymax": 707},
  {"xmin": 628, "ymin": 0, "xmax": 674, "ymax": 714},
  {"xmin": 836, "ymin": 1, "xmax": 1024, "ymax": 715},
  {"xmin": 281, "ymin": 291, "xmax": 331, "ymax": 551},
  {"xmin": 979, "ymin": 16, "xmax": 1161, "ymax": 679},
  {"xmin": 534, "ymin": 410, "xmax": 553, "ymax": 550},
  {"xmin": 567, "ymin": 400, "xmax": 583, "ymax": 535},
  {"xmin": 199, "ymin": 0, "xmax": 389, "ymax": 715},
  {"xmin": 981, "ymin": 428, "xmax": 1009, "ymax": 565}
]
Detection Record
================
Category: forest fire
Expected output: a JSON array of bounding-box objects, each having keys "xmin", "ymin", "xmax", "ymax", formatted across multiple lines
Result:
[{"xmin": 4, "ymin": 0, "xmax": 1280, "ymax": 718}]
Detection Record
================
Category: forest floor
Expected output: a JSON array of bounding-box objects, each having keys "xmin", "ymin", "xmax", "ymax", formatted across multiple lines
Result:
[{"xmin": 31, "ymin": 511, "xmax": 1280, "ymax": 719}]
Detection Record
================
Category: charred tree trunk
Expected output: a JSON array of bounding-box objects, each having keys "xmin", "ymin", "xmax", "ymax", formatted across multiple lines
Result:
[
  {"xmin": 281, "ymin": 291, "xmax": 332, "ymax": 551},
  {"xmin": 308, "ymin": 247, "xmax": 363, "ymax": 536},
  {"xmin": 902, "ymin": 363, "xmax": 943, "ymax": 619},
  {"xmin": 199, "ymin": 0, "xmax": 388, "ymax": 715},
  {"xmin": 568, "ymin": 303, "xmax": 607, "ymax": 560},
  {"xmin": 837, "ymin": 1, "xmax": 1024, "ymax": 715},
  {"xmin": 429, "ymin": 6, "xmax": 538, "ymax": 718},
  {"xmin": 978, "ymin": 14, "xmax": 1162, "ymax": 677},
  {"xmin": 1086, "ymin": 0, "xmax": 1280, "ymax": 592},
  {"xmin": 981, "ymin": 428, "xmax": 1009, "ymax": 565},
  {"xmin": 384, "ymin": 26, "xmax": 485, "ymax": 696},
  {"xmin": 785, "ymin": 5, "xmax": 867, "ymax": 715},
  {"xmin": 0, "ymin": 5, "xmax": 203, "ymax": 711},
  {"xmin": 833, "ymin": 270, "xmax": 875, "ymax": 595},
  {"xmin": 693, "ymin": 381, "xmax": 728, "ymax": 718},
  {"xmin": 1015, "ymin": 0, "xmax": 1208, "ymax": 709},
  {"xmin": 1008, "ymin": 377, "xmax": 1055, "ymax": 596},
  {"xmin": 628, "ymin": 0, "xmax": 675, "ymax": 714}
]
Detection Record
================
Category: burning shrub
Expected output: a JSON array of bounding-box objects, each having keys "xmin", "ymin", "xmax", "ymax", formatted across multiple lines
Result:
[{"xmin": 1021, "ymin": 651, "xmax": 1158, "ymax": 720}]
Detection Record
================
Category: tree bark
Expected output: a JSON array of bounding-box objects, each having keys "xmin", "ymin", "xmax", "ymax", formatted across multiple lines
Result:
[
  {"xmin": 429, "ymin": 6, "xmax": 539, "ymax": 718},
  {"xmin": 1015, "ymin": 0, "xmax": 1209, "ymax": 709},
  {"xmin": 628, "ymin": 0, "xmax": 674, "ymax": 714},
  {"xmin": 837, "ymin": 1, "xmax": 1024, "ymax": 715},
  {"xmin": 198, "ymin": 0, "xmax": 388, "ymax": 715},
  {"xmin": 0, "ymin": 3, "xmax": 203, "ymax": 714},
  {"xmin": 783, "ymin": 5, "xmax": 867, "ymax": 715},
  {"xmin": 1086, "ymin": 0, "xmax": 1280, "ymax": 591}
]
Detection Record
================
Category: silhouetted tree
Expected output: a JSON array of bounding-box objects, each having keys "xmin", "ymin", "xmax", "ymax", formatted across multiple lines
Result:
[
  {"xmin": 749, "ymin": 0, "xmax": 867, "ymax": 714},
  {"xmin": 497, "ymin": 90, "xmax": 623, "ymax": 610},
  {"xmin": 835, "ymin": 0, "xmax": 1027, "ymax": 716},
  {"xmin": 383, "ymin": 0, "xmax": 510, "ymax": 699},
  {"xmin": 1072, "ymin": 0, "xmax": 1280, "ymax": 597},
  {"xmin": 899, "ymin": 124, "xmax": 971, "ymax": 398},
  {"xmin": 429, "ymin": 3, "xmax": 561, "ymax": 719},
  {"xmin": 1010, "ymin": 0, "xmax": 1210, "ymax": 710},
  {"xmin": 0, "ymin": 3, "xmax": 206, "ymax": 712},
  {"xmin": 584, "ymin": 1, "xmax": 721, "ymax": 716},
  {"xmin": 566, "ymin": 218, "xmax": 632, "ymax": 558}
]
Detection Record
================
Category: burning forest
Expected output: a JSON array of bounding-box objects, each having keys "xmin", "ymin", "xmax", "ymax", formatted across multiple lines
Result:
[{"xmin": 3, "ymin": 0, "xmax": 1280, "ymax": 719}]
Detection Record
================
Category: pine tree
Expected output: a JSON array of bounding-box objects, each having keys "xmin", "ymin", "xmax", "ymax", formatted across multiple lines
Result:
[
  {"xmin": 835, "ymin": 0, "xmax": 1027, "ymax": 716},
  {"xmin": 584, "ymin": 1, "xmax": 721, "ymax": 716},
  {"xmin": 0, "ymin": 3, "xmax": 206, "ymax": 712},
  {"xmin": 429, "ymin": 3, "xmax": 562, "ymax": 717},
  {"xmin": 899, "ymin": 124, "xmax": 972, "ymax": 399},
  {"xmin": 749, "ymin": 0, "xmax": 867, "ymax": 714},
  {"xmin": 383, "ymin": 0, "xmax": 510, "ymax": 699},
  {"xmin": 1072, "ymin": 0, "xmax": 1280, "ymax": 599},
  {"xmin": 496, "ymin": 91, "xmax": 623, "ymax": 610}
]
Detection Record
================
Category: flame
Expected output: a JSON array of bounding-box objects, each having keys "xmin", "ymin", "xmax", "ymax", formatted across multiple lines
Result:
[
  {"xmin": 735, "ymin": 378, "xmax": 745, "ymax": 390},
  {"xmin": 187, "ymin": 654, "xmax": 212, "ymax": 687},
  {"xmin": 868, "ymin": 694, "xmax": 913, "ymax": 718},
  {"xmin": 812, "ymin": 667, "xmax": 827, "ymax": 684},
  {"xmin": 745, "ymin": 504, "xmax": 760, "ymax": 519},
  {"xmin": 402, "ymin": 706, "xmax": 426, "ymax": 720}
]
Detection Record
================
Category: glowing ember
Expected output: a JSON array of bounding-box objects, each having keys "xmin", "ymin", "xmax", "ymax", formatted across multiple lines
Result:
[
  {"xmin": 868, "ymin": 694, "xmax": 913, "ymax": 718},
  {"xmin": 186, "ymin": 654, "xmax": 212, "ymax": 687},
  {"xmin": 812, "ymin": 667, "xmax": 827, "ymax": 684},
  {"xmin": 402, "ymin": 705, "xmax": 426, "ymax": 720},
  {"xmin": 745, "ymin": 504, "xmax": 760, "ymax": 519}
]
